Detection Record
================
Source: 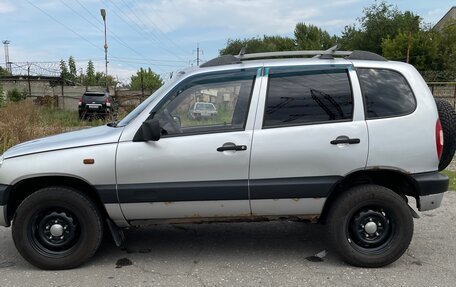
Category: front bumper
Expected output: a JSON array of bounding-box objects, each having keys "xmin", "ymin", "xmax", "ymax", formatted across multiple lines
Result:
[
  {"xmin": 412, "ymin": 172, "xmax": 449, "ymax": 211},
  {"xmin": 0, "ymin": 206, "xmax": 7, "ymax": 227},
  {"xmin": 0, "ymin": 184, "xmax": 11, "ymax": 227}
]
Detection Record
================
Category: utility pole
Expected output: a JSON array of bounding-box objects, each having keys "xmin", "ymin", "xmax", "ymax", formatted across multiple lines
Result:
[
  {"xmin": 27, "ymin": 63, "xmax": 31, "ymax": 97},
  {"xmin": 2, "ymin": 40, "xmax": 11, "ymax": 73},
  {"xmin": 196, "ymin": 43, "xmax": 200, "ymax": 66},
  {"xmin": 193, "ymin": 43, "xmax": 204, "ymax": 66},
  {"xmin": 100, "ymin": 9, "xmax": 108, "ymax": 92},
  {"xmin": 140, "ymin": 68, "xmax": 144, "ymax": 102}
]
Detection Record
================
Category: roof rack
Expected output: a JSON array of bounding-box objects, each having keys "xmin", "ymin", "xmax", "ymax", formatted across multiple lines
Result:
[{"xmin": 200, "ymin": 45, "xmax": 386, "ymax": 68}]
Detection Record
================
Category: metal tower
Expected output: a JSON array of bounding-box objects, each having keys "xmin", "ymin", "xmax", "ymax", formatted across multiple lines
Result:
[{"xmin": 2, "ymin": 40, "xmax": 11, "ymax": 73}]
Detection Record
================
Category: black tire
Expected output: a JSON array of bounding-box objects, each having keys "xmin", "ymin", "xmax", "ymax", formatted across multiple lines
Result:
[
  {"xmin": 12, "ymin": 187, "xmax": 103, "ymax": 270},
  {"xmin": 435, "ymin": 99, "xmax": 456, "ymax": 171},
  {"xmin": 326, "ymin": 185, "xmax": 413, "ymax": 268}
]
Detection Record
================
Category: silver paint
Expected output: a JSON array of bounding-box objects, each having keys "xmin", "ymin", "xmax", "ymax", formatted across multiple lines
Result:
[
  {"xmin": 50, "ymin": 224, "xmax": 64, "ymax": 237},
  {"xmin": 249, "ymin": 198, "xmax": 326, "ymax": 216},
  {"xmin": 121, "ymin": 200, "xmax": 251, "ymax": 220},
  {"xmin": 364, "ymin": 222, "xmax": 378, "ymax": 234}
]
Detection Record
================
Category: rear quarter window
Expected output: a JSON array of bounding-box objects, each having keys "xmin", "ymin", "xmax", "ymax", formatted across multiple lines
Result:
[{"xmin": 357, "ymin": 68, "xmax": 416, "ymax": 119}]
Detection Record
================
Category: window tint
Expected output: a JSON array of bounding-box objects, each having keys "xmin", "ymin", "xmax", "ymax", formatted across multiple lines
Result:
[
  {"xmin": 153, "ymin": 70, "xmax": 256, "ymax": 136},
  {"xmin": 263, "ymin": 69, "xmax": 353, "ymax": 128},
  {"xmin": 357, "ymin": 68, "xmax": 416, "ymax": 119}
]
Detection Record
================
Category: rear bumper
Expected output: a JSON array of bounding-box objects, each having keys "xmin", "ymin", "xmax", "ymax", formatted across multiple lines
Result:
[{"xmin": 412, "ymin": 172, "xmax": 448, "ymax": 211}]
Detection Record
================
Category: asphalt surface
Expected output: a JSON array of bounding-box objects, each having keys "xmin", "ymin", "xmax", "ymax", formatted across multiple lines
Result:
[{"xmin": 0, "ymin": 192, "xmax": 455, "ymax": 287}]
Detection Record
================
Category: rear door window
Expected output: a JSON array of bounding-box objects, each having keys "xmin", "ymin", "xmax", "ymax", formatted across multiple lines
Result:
[
  {"xmin": 263, "ymin": 68, "xmax": 353, "ymax": 128},
  {"xmin": 83, "ymin": 94, "xmax": 105, "ymax": 103},
  {"xmin": 357, "ymin": 68, "xmax": 416, "ymax": 119}
]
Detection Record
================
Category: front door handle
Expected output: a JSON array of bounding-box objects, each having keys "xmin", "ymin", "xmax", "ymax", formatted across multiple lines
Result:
[
  {"xmin": 330, "ymin": 137, "xmax": 360, "ymax": 145},
  {"xmin": 217, "ymin": 144, "xmax": 247, "ymax": 152}
]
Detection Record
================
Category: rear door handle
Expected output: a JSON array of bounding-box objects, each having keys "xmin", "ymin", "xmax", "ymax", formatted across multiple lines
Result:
[
  {"xmin": 330, "ymin": 137, "xmax": 360, "ymax": 145},
  {"xmin": 217, "ymin": 144, "xmax": 247, "ymax": 152}
]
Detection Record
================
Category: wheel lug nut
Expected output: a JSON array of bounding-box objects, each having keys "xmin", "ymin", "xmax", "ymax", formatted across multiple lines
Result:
[
  {"xmin": 60, "ymin": 236, "xmax": 64, "ymax": 240},
  {"xmin": 46, "ymin": 225, "xmax": 50, "ymax": 229},
  {"xmin": 369, "ymin": 218, "xmax": 372, "ymax": 222},
  {"xmin": 375, "ymin": 232, "xmax": 379, "ymax": 236},
  {"xmin": 55, "ymin": 220, "xmax": 58, "ymax": 223}
]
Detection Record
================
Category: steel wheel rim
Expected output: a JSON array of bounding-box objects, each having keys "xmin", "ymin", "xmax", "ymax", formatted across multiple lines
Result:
[
  {"xmin": 347, "ymin": 206, "xmax": 396, "ymax": 254},
  {"xmin": 28, "ymin": 208, "xmax": 81, "ymax": 257}
]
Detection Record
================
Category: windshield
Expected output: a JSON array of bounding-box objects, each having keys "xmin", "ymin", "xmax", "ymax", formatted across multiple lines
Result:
[{"xmin": 116, "ymin": 79, "xmax": 177, "ymax": 127}]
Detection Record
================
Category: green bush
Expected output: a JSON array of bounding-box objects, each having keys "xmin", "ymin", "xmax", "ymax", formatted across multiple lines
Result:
[
  {"xmin": 7, "ymin": 88, "xmax": 27, "ymax": 102},
  {"xmin": 0, "ymin": 82, "xmax": 4, "ymax": 107}
]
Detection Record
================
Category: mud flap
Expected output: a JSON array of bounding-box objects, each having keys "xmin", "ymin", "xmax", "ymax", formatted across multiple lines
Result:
[{"xmin": 106, "ymin": 218, "xmax": 126, "ymax": 247}]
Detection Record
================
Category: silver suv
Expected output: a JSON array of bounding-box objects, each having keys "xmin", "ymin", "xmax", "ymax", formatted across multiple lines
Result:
[{"xmin": 0, "ymin": 48, "xmax": 453, "ymax": 270}]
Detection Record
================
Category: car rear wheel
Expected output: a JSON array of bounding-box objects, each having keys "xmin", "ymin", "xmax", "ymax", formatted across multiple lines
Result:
[
  {"xmin": 12, "ymin": 187, "xmax": 103, "ymax": 270},
  {"xmin": 326, "ymin": 184, "xmax": 413, "ymax": 267}
]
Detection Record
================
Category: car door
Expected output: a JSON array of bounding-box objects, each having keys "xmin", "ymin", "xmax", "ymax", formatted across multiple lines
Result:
[
  {"xmin": 249, "ymin": 65, "xmax": 368, "ymax": 216},
  {"xmin": 116, "ymin": 68, "xmax": 261, "ymax": 220}
]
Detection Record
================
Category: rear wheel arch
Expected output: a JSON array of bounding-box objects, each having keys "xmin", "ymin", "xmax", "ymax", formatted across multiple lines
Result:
[
  {"xmin": 319, "ymin": 169, "xmax": 419, "ymax": 223},
  {"xmin": 7, "ymin": 176, "xmax": 107, "ymax": 224}
]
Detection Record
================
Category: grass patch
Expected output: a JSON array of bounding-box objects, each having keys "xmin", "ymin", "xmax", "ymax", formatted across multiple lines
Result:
[
  {"xmin": 0, "ymin": 101, "xmax": 103, "ymax": 153},
  {"xmin": 443, "ymin": 169, "xmax": 456, "ymax": 191}
]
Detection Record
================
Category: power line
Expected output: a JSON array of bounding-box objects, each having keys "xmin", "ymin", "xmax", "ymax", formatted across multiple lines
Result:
[
  {"xmin": 106, "ymin": 0, "xmax": 186, "ymax": 62},
  {"xmin": 109, "ymin": 56, "xmax": 187, "ymax": 63},
  {"xmin": 108, "ymin": 58, "xmax": 185, "ymax": 68},
  {"xmin": 26, "ymin": 0, "xmax": 102, "ymax": 53},
  {"xmin": 118, "ymin": 0, "xmax": 188, "ymax": 57},
  {"xmin": 72, "ymin": 0, "xmax": 163, "ymax": 65}
]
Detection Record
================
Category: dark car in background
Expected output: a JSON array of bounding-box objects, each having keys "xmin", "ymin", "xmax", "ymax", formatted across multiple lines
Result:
[{"xmin": 78, "ymin": 91, "xmax": 116, "ymax": 120}]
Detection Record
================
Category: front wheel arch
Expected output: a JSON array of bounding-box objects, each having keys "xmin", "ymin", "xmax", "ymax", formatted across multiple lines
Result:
[{"xmin": 7, "ymin": 176, "xmax": 107, "ymax": 225}]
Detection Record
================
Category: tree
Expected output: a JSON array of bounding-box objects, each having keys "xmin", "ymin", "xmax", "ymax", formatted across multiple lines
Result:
[
  {"xmin": 439, "ymin": 20, "xmax": 456, "ymax": 72},
  {"xmin": 68, "ymin": 56, "xmax": 77, "ymax": 82},
  {"xmin": 294, "ymin": 23, "xmax": 338, "ymax": 50},
  {"xmin": 220, "ymin": 36, "xmax": 295, "ymax": 55},
  {"xmin": 94, "ymin": 72, "xmax": 117, "ymax": 87},
  {"xmin": 59, "ymin": 60, "xmax": 69, "ymax": 80},
  {"xmin": 84, "ymin": 60, "xmax": 96, "ymax": 86},
  {"xmin": 130, "ymin": 68, "xmax": 163, "ymax": 91},
  {"xmin": 219, "ymin": 23, "xmax": 336, "ymax": 55},
  {"xmin": 340, "ymin": 1, "xmax": 420, "ymax": 54},
  {"xmin": 0, "ymin": 81, "xmax": 4, "ymax": 106},
  {"xmin": 382, "ymin": 29, "xmax": 442, "ymax": 71},
  {"xmin": 0, "ymin": 66, "xmax": 10, "ymax": 77}
]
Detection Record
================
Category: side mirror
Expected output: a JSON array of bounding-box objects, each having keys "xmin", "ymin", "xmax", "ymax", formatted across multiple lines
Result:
[{"xmin": 133, "ymin": 119, "xmax": 161, "ymax": 142}]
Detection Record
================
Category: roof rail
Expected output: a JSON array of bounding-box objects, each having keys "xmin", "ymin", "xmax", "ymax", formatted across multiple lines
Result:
[
  {"xmin": 200, "ymin": 46, "xmax": 386, "ymax": 68},
  {"xmin": 238, "ymin": 45, "xmax": 352, "ymax": 60}
]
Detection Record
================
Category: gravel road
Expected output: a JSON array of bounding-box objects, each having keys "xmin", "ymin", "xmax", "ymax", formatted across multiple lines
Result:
[{"xmin": 0, "ymin": 192, "xmax": 455, "ymax": 287}]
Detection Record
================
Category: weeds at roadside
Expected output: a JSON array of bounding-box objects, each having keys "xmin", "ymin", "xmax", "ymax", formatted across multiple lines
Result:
[{"xmin": 0, "ymin": 101, "xmax": 103, "ymax": 153}]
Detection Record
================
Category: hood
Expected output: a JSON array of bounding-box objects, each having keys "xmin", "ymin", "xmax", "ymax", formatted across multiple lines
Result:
[{"xmin": 3, "ymin": 125, "xmax": 124, "ymax": 159}]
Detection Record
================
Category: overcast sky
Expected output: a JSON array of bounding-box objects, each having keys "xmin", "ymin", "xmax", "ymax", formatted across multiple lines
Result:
[{"xmin": 0, "ymin": 0, "xmax": 453, "ymax": 83}]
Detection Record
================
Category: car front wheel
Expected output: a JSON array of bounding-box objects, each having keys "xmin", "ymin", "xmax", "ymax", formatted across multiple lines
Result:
[
  {"xmin": 12, "ymin": 187, "xmax": 103, "ymax": 270},
  {"xmin": 326, "ymin": 184, "xmax": 414, "ymax": 267}
]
